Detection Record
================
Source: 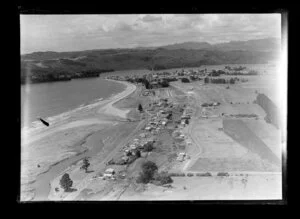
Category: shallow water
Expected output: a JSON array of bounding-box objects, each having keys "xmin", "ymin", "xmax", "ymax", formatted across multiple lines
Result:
[{"xmin": 21, "ymin": 77, "xmax": 126, "ymax": 128}]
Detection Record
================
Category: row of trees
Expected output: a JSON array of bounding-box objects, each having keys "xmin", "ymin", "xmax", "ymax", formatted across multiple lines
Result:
[
  {"xmin": 204, "ymin": 77, "xmax": 236, "ymax": 84},
  {"xmin": 225, "ymin": 70, "xmax": 258, "ymax": 76},
  {"xmin": 209, "ymin": 70, "xmax": 226, "ymax": 77},
  {"xmin": 225, "ymin": 66, "xmax": 247, "ymax": 71}
]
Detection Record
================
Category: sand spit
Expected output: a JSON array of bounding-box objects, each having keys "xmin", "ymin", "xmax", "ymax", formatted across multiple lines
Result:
[{"xmin": 97, "ymin": 80, "xmax": 136, "ymax": 118}]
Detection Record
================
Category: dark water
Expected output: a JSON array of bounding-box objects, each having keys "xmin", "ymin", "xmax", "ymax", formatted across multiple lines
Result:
[{"xmin": 21, "ymin": 77, "xmax": 126, "ymax": 127}]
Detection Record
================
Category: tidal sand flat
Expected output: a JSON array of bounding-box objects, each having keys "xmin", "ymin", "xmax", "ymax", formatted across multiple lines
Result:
[{"xmin": 21, "ymin": 80, "xmax": 136, "ymax": 201}]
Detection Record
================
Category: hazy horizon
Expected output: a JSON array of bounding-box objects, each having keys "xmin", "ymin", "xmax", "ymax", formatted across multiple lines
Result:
[{"xmin": 21, "ymin": 14, "xmax": 281, "ymax": 54}]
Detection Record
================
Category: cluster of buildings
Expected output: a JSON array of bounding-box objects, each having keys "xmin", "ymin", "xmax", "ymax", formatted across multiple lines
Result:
[
  {"xmin": 171, "ymin": 106, "xmax": 194, "ymax": 162},
  {"xmin": 121, "ymin": 135, "xmax": 155, "ymax": 160},
  {"xmin": 144, "ymin": 98, "xmax": 173, "ymax": 134},
  {"xmin": 104, "ymin": 66, "xmax": 253, "ymax": 89},
  {"xmin": 105, "ymin": 68, "xmax": 210, "ymax": 86}
]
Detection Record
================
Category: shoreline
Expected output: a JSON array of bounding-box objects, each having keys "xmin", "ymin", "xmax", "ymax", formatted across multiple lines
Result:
[
  {"xmin": 21, "ymin": 79, "xmax": 137, "ymax": 201},
  {"xmin": 21, "ymin": 80, "xmax": 136, "ymax": 146}
]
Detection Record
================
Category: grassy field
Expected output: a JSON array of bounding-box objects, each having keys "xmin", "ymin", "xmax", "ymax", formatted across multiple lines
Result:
[
  {"xmin": 169, "ymin": 73, "xmax": 283, "ymax": 175},
  {"xmin": 223, "ymin": 119, "xmax": 280, "ymax": 167}
]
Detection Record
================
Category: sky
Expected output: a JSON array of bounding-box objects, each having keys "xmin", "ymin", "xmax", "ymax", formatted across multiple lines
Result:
[{"xmin": 20, "ymin": 14, "xmax": 281, "ymax": 54}]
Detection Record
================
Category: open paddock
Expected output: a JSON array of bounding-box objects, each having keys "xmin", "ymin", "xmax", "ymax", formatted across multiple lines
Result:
[
  {"xmin": 223, "ymin": 119, "xmax": 281, "ymax": 167},
  {"xmin": 243, "ymin": 119, "xmax": 282, "ymax": 158}
]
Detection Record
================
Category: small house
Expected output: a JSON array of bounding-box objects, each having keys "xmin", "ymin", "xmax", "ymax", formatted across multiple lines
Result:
[
  {"xmin": 104, "ymin": 168, "xmax": 115, "ymax": 177},
  {"xmin": 181, "ymin": 115, "xmax": 191, "ymax": 119},
  {"xmin": 122, "ymin": 156, "xmax": 129, "ymax": 162},
  {"xmin": 177, "ymin": 152, "xmax": 186, "ymax": 162},
  {"xmin": 145, "ymin": 126, "xmax": 152, "ymax": 131}
]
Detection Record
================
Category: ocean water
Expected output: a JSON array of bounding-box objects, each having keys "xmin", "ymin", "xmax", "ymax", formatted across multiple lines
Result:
[{"xmin": 21, "ymin": 77, "xmax": 126, "ymax": 128}]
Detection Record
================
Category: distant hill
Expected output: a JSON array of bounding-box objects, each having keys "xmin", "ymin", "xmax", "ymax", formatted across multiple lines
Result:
[
  {"xmin": 214, "ymin": 38, "xmax": 280, "ymax": 52},
  {"xmin": 21, "ymin": 38, "xmax": 280, "ymax": 83},
  {"xmin": 133, "ymin": 38, "xmax": 280, "ymax": 52},
  {"xmin": 160, "ymin": 42, "xmax": 212, "ymax": 50}
]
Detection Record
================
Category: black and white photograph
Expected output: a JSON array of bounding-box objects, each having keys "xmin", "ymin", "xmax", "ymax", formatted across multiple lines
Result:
[{"xmin": 20, "ymin": 12, "xmax": 287, "ymax": 202}]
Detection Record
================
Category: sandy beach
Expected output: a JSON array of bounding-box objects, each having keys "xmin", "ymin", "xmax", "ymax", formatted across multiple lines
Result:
[
  {"xmin": 21, "ymin": 80, "xmax": 137, "ymax": 201},
  {"xmin": 21, "ymin": 80, "xmax": 136, "ymax": 146}
]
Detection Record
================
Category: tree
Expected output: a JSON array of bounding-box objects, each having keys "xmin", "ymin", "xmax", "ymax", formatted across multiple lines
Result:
[
  {"xmin": 153, "ymin": 171, "xmax": 173, "ymax": 185},
  {"xmin": 59, "ymin": 173, "xmax": 74, "ymax": 192},
  {"xmin": 204, "ymin": 77, "xmax": 209, "ymax": 84},
  {"xmin": 144, "ymin": 79, "xmax": 151, "ymax": 89},
  {"xmin": 81, "ymin": 157, "xmax": 90, "ymax": 173},
  {"xmin": 190, "ymin": 76, "xmax": 197, "ymax": 81},
  {"xmin": 181, "ymin": 78, "xmax": 190, "ymax": 83},
  {"xmin": 138, "ymin": 104, "xmax": 143, "ymax": 112},
  {"xmin": 160, "ymin": 80, "xmax": 169, "ymax": 87},
  {"xmin": 166, "ymin": 113, "xmax": 172, "ymax": 120},
  {"xmin": 229, "ymin": 78, "xmax": 235, "ymax": 84},
  {"xmin": 135, "ymin": 150, "xmax": 141, "ymax": 158},
  {"xmin": 142, "ymin": 161, "xmax": 158, "ymax": 175},
  {"xmin": 143, "ymin": 141, "xmax": 154, "ymax": 152},
  {"xmin": 136, "ymin": 161, "xmax": 158, "ymax": 184}
]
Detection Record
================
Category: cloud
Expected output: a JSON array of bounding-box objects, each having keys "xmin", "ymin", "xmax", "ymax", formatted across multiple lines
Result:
[{"xmin": 21, "ymin": 14, "xmax": 281, "ymax": 54}]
